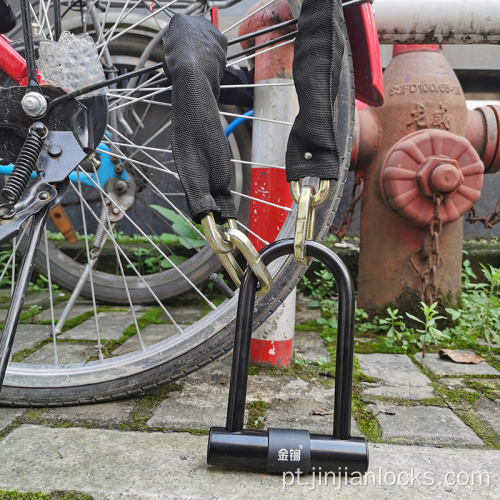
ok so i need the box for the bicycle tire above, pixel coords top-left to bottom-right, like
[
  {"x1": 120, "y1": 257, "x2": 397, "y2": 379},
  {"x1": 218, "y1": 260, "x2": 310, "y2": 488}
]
[{"x1": 0, "y1": 0, "x2": 354, "y2": 406}]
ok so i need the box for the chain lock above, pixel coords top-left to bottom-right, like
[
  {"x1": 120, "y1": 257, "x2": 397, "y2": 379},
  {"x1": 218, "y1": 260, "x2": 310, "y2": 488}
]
[
  {"x1": 201, "y1": 213, "x2": 272, "y2": 296},
  {"x1": 290, "y1": 179, "x2": 330, "y2": 266}
]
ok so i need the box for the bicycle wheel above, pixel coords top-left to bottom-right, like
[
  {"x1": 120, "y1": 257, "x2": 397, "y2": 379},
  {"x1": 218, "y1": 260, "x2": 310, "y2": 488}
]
[
  {"x1": 0, "y1": 0, "x2": 354, "y2": 406},
  {"x1": 31, "y1": 29, "x2": 251, "y2": 304}
]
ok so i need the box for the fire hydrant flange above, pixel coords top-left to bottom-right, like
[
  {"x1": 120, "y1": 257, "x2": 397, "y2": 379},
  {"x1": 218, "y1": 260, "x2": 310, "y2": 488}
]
[{"x1": 380, "y1": 129, "x2": 484, "y2": 226}]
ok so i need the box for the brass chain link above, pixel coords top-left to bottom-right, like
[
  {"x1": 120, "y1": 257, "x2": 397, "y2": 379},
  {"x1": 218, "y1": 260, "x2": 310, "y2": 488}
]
[
  {"x1": 330, "y1": 176, "x2": 364, "y2": 241},
  {"x1": 410, "y1": 193, "x2": 443, "y2": 305},
  {"x1": 466, "y1": 200, "x2": 500, "y2": 230}
]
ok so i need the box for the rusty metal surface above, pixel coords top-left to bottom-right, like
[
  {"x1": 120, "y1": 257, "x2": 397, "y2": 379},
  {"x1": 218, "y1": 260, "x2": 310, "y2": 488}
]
[{"x1": 373, "y1": 0, "x2": 500, "y2": 44}]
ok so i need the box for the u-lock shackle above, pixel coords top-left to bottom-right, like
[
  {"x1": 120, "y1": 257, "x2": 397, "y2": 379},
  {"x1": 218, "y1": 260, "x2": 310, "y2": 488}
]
[{"x1": 207, "y1": 239, "x2": 369, "y2": 475}]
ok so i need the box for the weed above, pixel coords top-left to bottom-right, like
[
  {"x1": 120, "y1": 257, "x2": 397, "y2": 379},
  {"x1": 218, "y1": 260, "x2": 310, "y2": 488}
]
[
  {"x1": 380, "y1": 307, "x2": 416, "y2": 352},
  {"x1": 26, "y1": 305, "x2": 42, "y2": 323},
  {"x1": 406, "y1": 302, "x2": 448, "y2": 358},
  {"x1": 444, "y1": 262, "x2": 500, "y2": 349},
  {"x1": 150, "y1": 206, "x2": 205, "y2": 250}
]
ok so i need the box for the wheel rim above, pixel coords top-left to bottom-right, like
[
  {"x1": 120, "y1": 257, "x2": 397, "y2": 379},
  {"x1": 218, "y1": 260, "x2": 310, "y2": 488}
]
[{"x1": 0, "y1": 0, "x2": 354, "y2": 404}]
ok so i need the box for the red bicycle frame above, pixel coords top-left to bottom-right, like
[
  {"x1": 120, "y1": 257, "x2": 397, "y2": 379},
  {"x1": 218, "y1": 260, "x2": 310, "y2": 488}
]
[
  {"x1": 0, "y1": 34, "x2": 43, "y2": 86},
  {"x1": 344, "y1": 0, "x2": 384, "y2": 107}
]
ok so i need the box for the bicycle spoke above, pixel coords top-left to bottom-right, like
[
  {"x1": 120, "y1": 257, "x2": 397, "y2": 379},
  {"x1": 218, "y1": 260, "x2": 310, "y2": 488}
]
[
  {"x1": 43, "y1": 230, "x2": 59, "y2": 366},
  {"x1": 96, "y1": 143, "x2": 203, "y2": 240},
  {"x1": 72, "y1": 168, "x2": 215, "y2": 308},
  {"x1": 222, "y1": 0, "x2": 278, "y2": 35},
  {"x1": 97, "y1": 0, "x2": 138, "y2": 58},
  {"x1": 227, "y1": 37, "x2": 295, "y2": 69},
  {"x1": 92, "y1": 164, "x2": 144, "y2": 350},
  {"x1": 76, "y1": 171, "x2": 104, "y2": 363},
  {"x1": 97, "y1": 0, "x2": 179, "y2": 50},
  {"x1": 68, "y1": 179, "x2": 201, "y2": 324}
]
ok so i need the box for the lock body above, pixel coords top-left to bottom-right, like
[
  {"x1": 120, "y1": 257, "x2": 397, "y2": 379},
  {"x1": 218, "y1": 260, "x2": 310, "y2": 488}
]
[
  {"x1": 207, "y1": 239, "x2": 369, "y2": 475},
  {"x1": 208, "y1": 428, "x2": 368, "y2": 474}
]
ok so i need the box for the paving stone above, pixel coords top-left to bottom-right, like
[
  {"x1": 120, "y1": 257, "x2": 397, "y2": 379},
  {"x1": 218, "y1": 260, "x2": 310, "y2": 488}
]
[
  {"x1": 295, "y1": 294, "x2": 321, "y2": 324},
  {"x1": 475, "y1": 338, "x2": 500, "y2": 349},
  {"x1": 437, "y1": 378, "x2": 467, "y2": 389},
  {"x1": 147, "y1": 382, "x2": 228, "y2": 429},
  {"x1": 59, "y1": 311, "x2": 137, "y2": 340},
  {"x1": 467, "y1": 379, "x2": 500, "y2": 399},
  {"x1": 23, "y1": 342, "x2": 94, "y2": 364},
  {"x1": 10, "y1": 324, "x2": 52, "y2": 356},
  {"x1": 22, "y1": 291, "x2": 52, "y2": 308},
  {"x1": 0, "y1": 288, "x2": 11, "y2": 305},
  {"x1": 41, "y1": 400, "x2": 137, "y2": 426},
  {"x1": 157, "y1": 304, "x2": 203, "y2": 324},
  {"x1": 0, "y1": 308, "x2": 8, "y2": 322},
  {"x1": 357, "y1": 353, "x2": 434, "y2": 400},
  {"x1": 2, "y1": 426, "x2": 500, "y2": 498},
  {"x1": 264, "y1": 397, "x2": 362, "y2": 436},
  {"x1": 112, "y1": 324, "x2": 179, "y2": 355},
  {"x1": 354, "y1": 337, "x2": 376, "y2": 344},
  {"x1": 37, "y1": 301, "x2": 94, "y2": 322},
  {"x1": 183, "y1": 353, "x2": 233, "y2": 384},
  {"x1": 247, "y1": 375, "x2": 334, "y2": 403},
  {"x1": 147, "y1": 374, "x2": 335, "y2": 430},
  {"x1": 476, "y1": 398, "x2": 500, "y2": 439},
  {"x1": 415, "y1": 351, "x2": 499, "y2": 377},
  {"x1": 294, "y1": 330, "x2": 330, "y2": 363},
  {"x1": 372, "y1": 404, "x2": 484, "y2": 446},
  {"x1": 0, "y1": 407, "x2": 24, "y2": 432}
]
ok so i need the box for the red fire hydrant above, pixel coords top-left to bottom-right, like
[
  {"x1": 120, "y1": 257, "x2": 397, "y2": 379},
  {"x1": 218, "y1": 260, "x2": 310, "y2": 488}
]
[{"x1": 352, "y1": 45, "x2": 500, "y2": 314}]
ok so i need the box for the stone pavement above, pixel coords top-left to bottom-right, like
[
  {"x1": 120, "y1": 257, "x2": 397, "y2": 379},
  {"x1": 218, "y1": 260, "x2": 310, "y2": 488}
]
[{"x1": 0, "y1": 294, "x2": 499, "y2": 498}]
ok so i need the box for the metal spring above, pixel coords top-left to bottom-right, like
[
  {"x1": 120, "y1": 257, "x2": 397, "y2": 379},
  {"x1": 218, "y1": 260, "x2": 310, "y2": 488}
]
[
  {"x1": 92, "y1": 203, "x2": 110, "y2": 254},
  {"x1": 1, "y1": 123, "x2": 47, "y2": 204}
]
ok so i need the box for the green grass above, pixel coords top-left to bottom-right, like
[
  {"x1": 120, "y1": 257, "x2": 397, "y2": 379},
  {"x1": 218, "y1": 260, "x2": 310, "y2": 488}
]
[
  {"x1": 0, "y1": 491, "x2": 91, "y2": 500},
  {"x1": 247, "y1": 400, "x2": 268, "y2": 431}
]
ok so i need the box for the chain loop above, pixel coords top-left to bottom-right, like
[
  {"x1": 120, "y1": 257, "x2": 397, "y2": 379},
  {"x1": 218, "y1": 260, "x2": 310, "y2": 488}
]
[
  {"x1": 330, "y1": 176, "x2": 364, "y2": 241},
  {"x1": 467, "y1": 200, "x2": 500, "y2": 230},
  {"x1": 201, "y1": 213, "x2": 273, "y2": 295},
  {"x1": 410, "y1": 193, "x2": 443, "y2": 304}
]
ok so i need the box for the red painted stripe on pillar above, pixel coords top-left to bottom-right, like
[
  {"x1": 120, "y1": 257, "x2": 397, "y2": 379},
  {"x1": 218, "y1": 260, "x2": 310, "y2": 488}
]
[
  {"x1": 249, "y1": 167, "x2": 292, "y2": 251},
  {"x1": 249, "y1": 338, "x2": 293, "y2": 367}
]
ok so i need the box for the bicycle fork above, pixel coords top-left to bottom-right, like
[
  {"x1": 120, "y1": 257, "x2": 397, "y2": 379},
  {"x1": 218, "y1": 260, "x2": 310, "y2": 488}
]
[{"x1": 0, "y1": 204, "x2": 51, "y2": 388}]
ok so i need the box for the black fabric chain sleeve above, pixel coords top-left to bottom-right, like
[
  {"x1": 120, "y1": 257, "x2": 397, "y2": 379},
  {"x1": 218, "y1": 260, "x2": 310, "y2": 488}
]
[
  {"x1": 163, "y1": 14, "x2": 237, "y2": 224},
  {"x1": 285, "y1": 0, "x2": 345, "y2": 182}
]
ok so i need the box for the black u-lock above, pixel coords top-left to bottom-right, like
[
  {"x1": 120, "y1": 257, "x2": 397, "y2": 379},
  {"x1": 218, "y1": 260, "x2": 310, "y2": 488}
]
[{"x1": 207, "y1": 239, "x2": 369, "y2": 474}]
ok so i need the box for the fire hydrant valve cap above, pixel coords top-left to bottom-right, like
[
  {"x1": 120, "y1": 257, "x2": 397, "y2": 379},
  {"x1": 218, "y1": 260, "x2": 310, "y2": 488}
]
[
  {"x1": 430, "y1": 163, "x2": 462, "y2": 193},
  {"x1": 380, "y1": 130, "x2": 484, "y2": 226}
]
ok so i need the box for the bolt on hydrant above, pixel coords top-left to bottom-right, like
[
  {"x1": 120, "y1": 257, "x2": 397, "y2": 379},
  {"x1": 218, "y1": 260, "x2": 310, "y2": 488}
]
[{"x1": 351, "y1": 44, "x2": 500, "y2": 315}]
